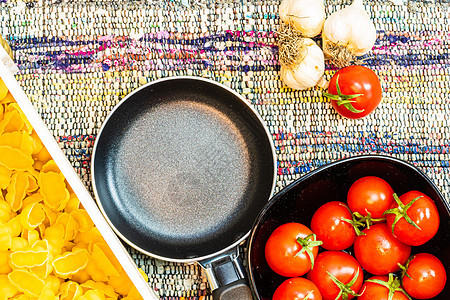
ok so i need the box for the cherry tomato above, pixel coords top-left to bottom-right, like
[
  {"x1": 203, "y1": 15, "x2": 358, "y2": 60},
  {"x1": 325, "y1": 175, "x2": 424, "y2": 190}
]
[
  {"x1": 353, "y1": 223, "x2": 411, "y2": 275},
  {"x1": 347, "y1": 176, "x2": 395, "y2": 219},
  {"x1": 273, "y1": 277, "x2": 322, "y2": 300},
  {"x1": 402, "y1": 253, "x2": 447, "y2": 299},
  {"x1": 310, "y1": 201, "x2": 356, "y2": 250},
  {"x1": 307, "y1": 251, "x2": 363, "y2": 300},
  {"x1": 324, "y1": 65, "x2": 382, "y2": 119},
  {"x1": 358, "y1": 275, "x2": 410, "y2": 300},
  {"x1": 384, "y1": 190, "x2": 440, "y2": 246},
  {"x1": 265, "y1": 223, "x2": 321, "y2": 277}
]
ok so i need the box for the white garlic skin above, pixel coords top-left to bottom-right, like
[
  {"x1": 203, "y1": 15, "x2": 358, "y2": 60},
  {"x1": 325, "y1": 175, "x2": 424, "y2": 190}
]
[
  {"x1": 279, "y1": 0, "x2": 326, "y2": 37},
  {"x1": 322, "y1": 0, "x2": 377, "y2": 56},
  {"x1": 280, "y1": 38, "x2": 325, "y2": 90}
]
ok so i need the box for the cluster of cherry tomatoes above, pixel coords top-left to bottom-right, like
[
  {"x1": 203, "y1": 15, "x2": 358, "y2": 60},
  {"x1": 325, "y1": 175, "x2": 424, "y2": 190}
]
[{"x1": 265, "y1": 176, "x2": 447, "y2": 300}]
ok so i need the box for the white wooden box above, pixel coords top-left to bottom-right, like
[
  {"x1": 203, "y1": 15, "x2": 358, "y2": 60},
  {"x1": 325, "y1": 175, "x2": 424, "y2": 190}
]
[{"x1": 0, "y1": 45, "x2": 158, "y2": 300}]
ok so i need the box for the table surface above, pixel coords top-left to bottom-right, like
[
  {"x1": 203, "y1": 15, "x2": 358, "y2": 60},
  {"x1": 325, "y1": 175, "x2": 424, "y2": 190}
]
[{"x1": 1, "y1": 0, "x2": 449, "y2": 299}]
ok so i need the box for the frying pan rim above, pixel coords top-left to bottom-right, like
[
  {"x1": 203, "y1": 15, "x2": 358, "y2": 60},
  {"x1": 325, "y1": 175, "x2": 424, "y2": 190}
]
[
  {"x1": 246, "y1": 154, "x2": 450, "y2": 299},
  {"x1": 91, "y1": 75, "x2": 277, "y2": 263}
]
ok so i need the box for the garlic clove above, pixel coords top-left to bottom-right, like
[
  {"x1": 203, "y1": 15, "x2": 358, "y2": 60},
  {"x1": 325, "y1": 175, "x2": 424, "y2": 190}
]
[
  {"x1": 279, "y1": 0, "x2": 326, "y2": 38},
  {"x1": 280, "y1": 38, "x2": 325, "y2": 90},
  {"x1": 281, "y1": 65, "x2": 308, "y2": 90},
  {"x1": 322, "y1": 0, "x2": 377, "y2": 66},
  {"x1": 279, "y1": 0, "x2": 292, "y2": 23},
  {"x1": 347, "y1": 11, "x2": 376, "y2": 55},
  {"x1": 323, "y1": 16, "x2": 352, "y2": 45}
]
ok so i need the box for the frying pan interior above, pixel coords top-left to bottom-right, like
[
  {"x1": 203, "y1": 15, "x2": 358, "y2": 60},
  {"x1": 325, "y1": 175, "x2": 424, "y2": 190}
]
[{"x1": 93, "y1": 77, "x2": 275, "y2": 261}]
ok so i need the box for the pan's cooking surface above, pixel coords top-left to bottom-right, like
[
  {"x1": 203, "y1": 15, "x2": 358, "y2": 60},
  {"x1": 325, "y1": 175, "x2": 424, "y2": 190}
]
[
  {"x1": 114, "y1": 100, "x2": 250, "y2": 238},
  {"x1": 93, "y1": 78, "x2": 275, "y2": 260}
]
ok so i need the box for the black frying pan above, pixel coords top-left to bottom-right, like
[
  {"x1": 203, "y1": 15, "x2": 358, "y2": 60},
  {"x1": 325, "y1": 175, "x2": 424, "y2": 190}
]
[{"x1": 92, "y1": 76, "x2": 276, "y2": 299}]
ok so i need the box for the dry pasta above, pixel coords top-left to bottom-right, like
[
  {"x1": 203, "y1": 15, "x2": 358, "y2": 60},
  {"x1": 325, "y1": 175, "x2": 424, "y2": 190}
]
[{"x1": 0, "y1": 78, "x2": 146, "y2": 299}]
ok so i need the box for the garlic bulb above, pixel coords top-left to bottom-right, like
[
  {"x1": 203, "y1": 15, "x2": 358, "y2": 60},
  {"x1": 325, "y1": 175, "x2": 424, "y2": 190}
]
[
  {"x1": 279, "y1": 37, "x2": 325, "y2": 90},
  {"x1": 279, "y1": 0, "x2": 326, "y2": 38},
  {"x1": 322, "y1": 0, "x2": 376, "y2": 67}
]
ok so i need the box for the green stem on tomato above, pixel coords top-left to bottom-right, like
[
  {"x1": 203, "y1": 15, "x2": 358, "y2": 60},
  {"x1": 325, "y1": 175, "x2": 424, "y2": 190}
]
[
  {"x1": 323, "y1": 75, "x2": 365, "y2": 114},
  {"x1": 366, "y1": 273, "x2": 412, "y2": 300},
  {"x1": 295, "y1": 233, "x2": 323, "y2": 270},
  {"x1": 398, "y1": 255, "x2": 415, "y2": 281},
  {"x1": 382, "y1": 193, "x2": 422, "y2": 237},
  {"x1": 326, "y1": 268, "x2": 362, "y2": 300},
  {"x1": 342, "y1": 211, "x2": 385, "y2": 236}
]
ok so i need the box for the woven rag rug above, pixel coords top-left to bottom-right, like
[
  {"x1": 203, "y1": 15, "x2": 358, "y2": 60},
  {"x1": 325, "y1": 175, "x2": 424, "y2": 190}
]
[{"x1": 1, "y1": 0, "x2": 450, "y2": 299}]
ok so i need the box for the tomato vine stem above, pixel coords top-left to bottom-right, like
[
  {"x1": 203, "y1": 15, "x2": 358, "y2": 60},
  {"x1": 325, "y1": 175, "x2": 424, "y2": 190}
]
[
  {"x1": 366, "y1": 273, "x2": 412, "y2": 300},
  {"x1": 326, "y1": 268, "x2": 362, "y2": 300},
  {"x1": 323, "y1": 75, "x2": 365, "y2": 114},
  {"x1": 295, "y1": 233, "x2": 323, "y2": 270},
  {"x1": 382, "y1": 193, "x2": 422, "y2": 236}
]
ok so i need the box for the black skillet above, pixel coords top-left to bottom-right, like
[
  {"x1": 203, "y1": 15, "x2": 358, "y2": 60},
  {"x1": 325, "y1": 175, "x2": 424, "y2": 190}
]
[{"x1": 92, "y1": 76, "x2": 277, "y2": 299}]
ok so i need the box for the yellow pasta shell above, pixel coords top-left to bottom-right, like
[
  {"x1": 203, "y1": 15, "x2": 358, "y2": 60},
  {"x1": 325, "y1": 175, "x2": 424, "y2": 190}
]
[
  {"x1": 32, "y1": 147, "x2": 52, "y2": 166},
  {"x1": 0, "y1": 200, "x2": 12, "y2": 224},
  {"x1": 81, "y1": 280, "x2": 118, "y2": 299},
  {"x1": 30, "y1": 130, "x2": 43, "y2": 155},
  {"x1": 91, "y1": 244, "x2": 119, "y2": 277},
  {"x1": 56, "y1": 213, "x2": 79, "y2": 243},
  {"x1": 6, "y1": 172, "x2": 30, "y2": 212},
  {"x1": 0, "y1": 131, "x2": 34, "y2": 156},
  {"x1": 31, "y1": 261, "x2": 53, "y2": 279},
  {"x1": 40, "y1": 160, "x2": 60, "y2": 174},
  {"x1": 0, "y1": 91, "x2": 14, "y2": 105},
  {"x1": 40, "y1": 205, "x2": 57, "y2": 229},
  {"x1": 0, "y1": 274, "x2": 18, "y2": 299},
  {"x1": 22, "y1": 229, "x2": 40, "y2": 246},
  {"x1": 43, "y1": 275, "x2": 61, "y2": 294},
  {"x1": 10, "y1": 249, "x2": 48, "y2": 268},
  {"x1": 37, "y1": 285, "x2": 58, "y2": 300},
  {"x1": 64, "y1": 194, "x2": 81, "y2": 213},
  {"x1": 7, "y1": 216, "x2": 22, "y2": 238},
  {"x1": 59, "y1": 281, "x2": 83, "y2": 300},
  {"x1": 85, "y1": 259, "x2": 108, "y2": 283},
  {"x1": 52, "y1": 249, "x2": 89, "y2": 278},
  {"x1": 0, "y1": 225, "x2": 12, "y2": 251},
  {"x1": 0, "y1": 78, "x2": 7, "y2": 100},
  {"x1": 39, "y1": 171, "x2": 70, "y2": 211},
  {"x1": 79, "y1": 289, "x2": 106, "y2": 300},
  {"x1": 71, "y1": 269, "x2": 91, "y2": 284},
  {"x1": 4, "y1": 104, "x2": 33, "y2": 134},
  {"x1": 0, "y1": 132, "x2": 22, "y2": 149},
  {"x1": 0, "y1": 164, "x2": 12, "y2": 189},
  {"x1": 10, "y1": 237, "x2": 28, "y2": 251},
  {"x1": 74, "y1": 228, "x2": 102, "y2": 245},
  {"x1": 108, "y1": 268, "x2": 133, "y2": 296},
  {"x1": 95, "y1": 242, "x2": 122, "y2": 274},
  {"x1": 8, "y1": 269, "x2": 45, "y2": 297},
  {"x1": 20, "y1": 202, "x2": 45, "y2": 230},
  {"x1": 43, "y1": 224, "x2": 65, "y2": 255},
  {"x1": 70, "y1": 209, "x2": 94, "y2": 233},
  {"x1": 33, "y1": 160, "x2": 45, "y2": 171},
  {"x1": 25, "y1": 172, "x2": 39, "y2": 193},
  {"x1": 0, "y1": 251, "x2": 12, "y2": 274},
  {"x1": 21, "y1": 194, "x2": 44, "y2": 212},
  {"x1": 0, "y1": 110, "x2": 25, "y2": 134}
]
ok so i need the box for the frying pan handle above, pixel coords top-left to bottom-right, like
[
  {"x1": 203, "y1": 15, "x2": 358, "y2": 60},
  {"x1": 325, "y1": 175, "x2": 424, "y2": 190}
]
[
  {"x1": 200, "y1": 247, "x2": 254, "y2": 300},
  {"x1": 211, "y1": 279, "x2": 253, "y2": 300}
]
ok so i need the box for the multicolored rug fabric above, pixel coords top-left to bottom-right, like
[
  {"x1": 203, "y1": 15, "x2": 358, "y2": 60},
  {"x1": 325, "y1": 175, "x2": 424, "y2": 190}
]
[{"x1": 1, "y1": 0, "x2": 449, "y2": 298}]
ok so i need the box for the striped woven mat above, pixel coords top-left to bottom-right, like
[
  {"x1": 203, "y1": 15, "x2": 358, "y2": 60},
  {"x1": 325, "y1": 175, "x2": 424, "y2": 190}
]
[{"x1": 1, "y1": 0, "x2": 449, "y2": 299}]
